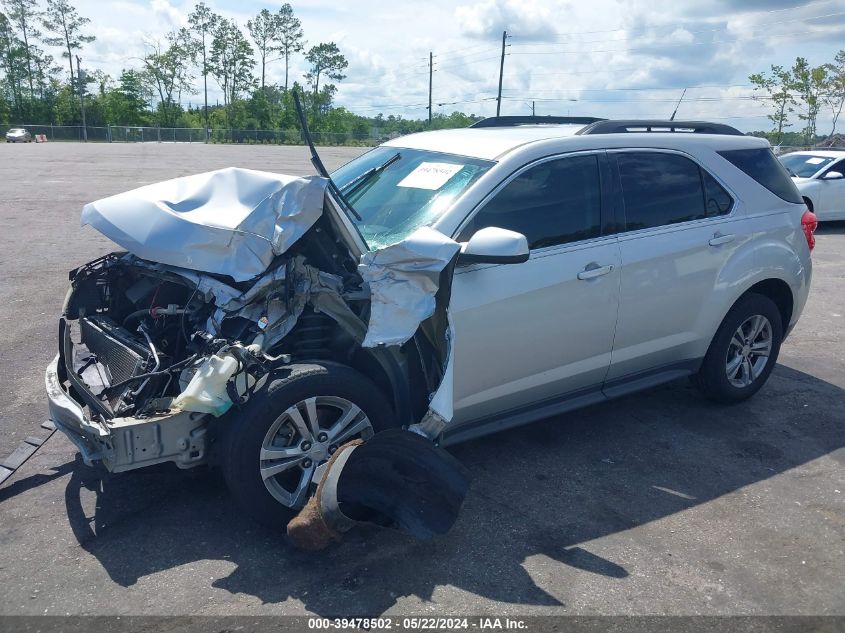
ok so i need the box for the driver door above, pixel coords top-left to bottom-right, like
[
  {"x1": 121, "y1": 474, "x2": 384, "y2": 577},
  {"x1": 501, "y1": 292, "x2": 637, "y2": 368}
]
[
  {"x1": 819, "y1": 159, "x2": 845, "y2": 219},
  {"x1": 448, "y1": 152, "x2": 621, "y2": 424}
]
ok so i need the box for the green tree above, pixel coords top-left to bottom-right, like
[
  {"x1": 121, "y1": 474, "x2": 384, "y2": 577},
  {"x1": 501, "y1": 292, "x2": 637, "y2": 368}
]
[
  {"x1": 822, "y1": 49, "x2": 845, "y2": 136},
  {"x1": 276, "y1": 3, "x2": 303, "y2": 92},
  {"x1": 749, "y1": 65, "x2": 795, "y2": 145},
  {"x1": 304, "y1": 42, "x2": 347, "y2": 98},
  {"x1": 790, "y1": 57, "x2": 828, "y2": 145},
  {"x1": 14, "y1": 41, "x2": 61, "y2": 121},
  {"x1": 41, "y1": 0, "x2": 94, "y2": 89},
  {"x1": 0, "y1": 10, "x2": 24, "y2": 118},
  {"x1": 246, "y1": 83, "x2": 288, "y2": 128},
  {"x1": 102, "y1": 69, "x2": 147, "y2": 125},
  {"x1": 0, "y1": 81, "x2": 10, "y2": 123},
  {"x1": 209, "y1": 18, "x2": 254, "y2": 122},
  {"x1": 51, "y1": 79, "x2": 77, "y2": 123},
  {"x1": 141, "y1": 28, "x2": 197, "y2": 127},
  {"x1": 188, "y1": 2, "x2": 218, "y2": 134},
  {"x1": 246, "y1": 8, "x2": 279, "y2": 90},
  {"x1": 30, "y1": 43, "x2": 59, "y2": 99},
  {"x1": 2, "y1": 0, "x2": 39, "y2": 98}
]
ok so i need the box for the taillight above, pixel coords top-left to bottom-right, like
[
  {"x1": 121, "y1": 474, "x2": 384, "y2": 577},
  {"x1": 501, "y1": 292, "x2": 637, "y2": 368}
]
[{"x1": 801, "y1": 209, "x2": 818, "y2": 252}]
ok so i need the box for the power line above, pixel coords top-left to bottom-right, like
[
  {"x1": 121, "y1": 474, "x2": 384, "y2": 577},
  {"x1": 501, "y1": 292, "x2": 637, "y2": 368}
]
[
  {"x1": 436, "y1": 97, "x2": 497, "y2": 107},
  {"x1": 433, "y1": 55, "x2": 505, "y2": 73},
  {"x1": 501, "y1": 95, "x2": 774, "y2": 102},
  {"x1": 501, "y1": 84, "x2": 754, "y2": 93},
  {"x1": 434, "y1": 41, "x2": 498, "y2": 56}
]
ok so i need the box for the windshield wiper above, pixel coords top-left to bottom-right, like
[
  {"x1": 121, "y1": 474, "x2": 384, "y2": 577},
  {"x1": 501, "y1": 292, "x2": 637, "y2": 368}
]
[
  {"x1": 292, "y1": 91, "x2": 362, "y2": 221},
  {"x1": 341, "y1": 152, "x2": 401, "y2": 199}
]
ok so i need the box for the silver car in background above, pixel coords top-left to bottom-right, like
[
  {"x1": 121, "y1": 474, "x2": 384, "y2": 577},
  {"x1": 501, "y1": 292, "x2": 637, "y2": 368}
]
[{"x1": 5, "y1": 128, "x2": 32, "y2": 143}]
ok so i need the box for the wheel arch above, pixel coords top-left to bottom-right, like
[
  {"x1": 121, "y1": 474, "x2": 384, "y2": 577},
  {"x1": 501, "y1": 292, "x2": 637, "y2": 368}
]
[
  {"x1": 740, "y1": 278, "x2": 793, "y2": 331},
  {"x1": 348, "y1": 346, "x2": 417, "y2": 428},
  {"x1": 697, "y1": 273, "x2": 799, "y2": 365},
  {"x1": 802, "y1": 195, "x2": 815, "y2": 213}
]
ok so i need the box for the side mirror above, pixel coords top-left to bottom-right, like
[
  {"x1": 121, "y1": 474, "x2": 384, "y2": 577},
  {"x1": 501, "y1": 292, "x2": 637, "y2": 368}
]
[
  {"x1": 822, "y1": 171, "x2": 843, "y2": 180},
  {"x1": 458, "y1": 227, "x2": 529, "y2": 265}
]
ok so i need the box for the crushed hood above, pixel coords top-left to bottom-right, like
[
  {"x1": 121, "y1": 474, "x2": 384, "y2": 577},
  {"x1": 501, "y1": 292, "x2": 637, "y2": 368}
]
[
  {"x1": 79, "y1": 168, "x2": 462, "y2": 436},
  {"x1": 81, "y1": 168, "x2": 327, "y2": 282}
]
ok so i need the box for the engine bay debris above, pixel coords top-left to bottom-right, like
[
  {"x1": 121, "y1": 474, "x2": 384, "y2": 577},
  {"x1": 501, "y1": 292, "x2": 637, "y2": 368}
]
[{"x1": 48, "y1": 165, "x2": 469, "y2": 545}]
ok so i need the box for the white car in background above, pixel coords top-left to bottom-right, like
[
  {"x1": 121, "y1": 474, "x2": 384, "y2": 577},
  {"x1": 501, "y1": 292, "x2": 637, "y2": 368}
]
[{"x1": 779, "y1": 150, "x2": 845, "y2": 221}]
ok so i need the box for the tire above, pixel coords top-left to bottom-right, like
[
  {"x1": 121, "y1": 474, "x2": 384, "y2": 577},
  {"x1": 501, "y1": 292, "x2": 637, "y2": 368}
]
[
  {"x1": 220, "y1": 362, "x2": 394, "y2": 527},
  {"x1": 694, "y1": 293, "x2": 783, "y2": 404}
]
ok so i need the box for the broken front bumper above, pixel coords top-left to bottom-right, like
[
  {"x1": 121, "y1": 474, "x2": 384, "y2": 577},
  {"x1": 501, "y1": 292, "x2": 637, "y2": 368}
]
[{"x1": 45, "y1": 354, "x2": 209, "y2": 472}]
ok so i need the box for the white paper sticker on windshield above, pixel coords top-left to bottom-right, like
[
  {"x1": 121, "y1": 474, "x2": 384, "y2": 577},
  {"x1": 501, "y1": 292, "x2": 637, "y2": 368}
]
[
  {"x1": 806, "y1": 157, "x2": 825, "y2": 165},
  {"x1": 397, "y1": 162, "x2": 463, "y2": 190}
]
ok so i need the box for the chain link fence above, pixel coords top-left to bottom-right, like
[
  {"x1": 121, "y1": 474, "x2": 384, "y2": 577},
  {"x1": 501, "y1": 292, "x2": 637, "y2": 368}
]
[{"x1": 3, "y1": 124, "x2": 383, "y2": 146}]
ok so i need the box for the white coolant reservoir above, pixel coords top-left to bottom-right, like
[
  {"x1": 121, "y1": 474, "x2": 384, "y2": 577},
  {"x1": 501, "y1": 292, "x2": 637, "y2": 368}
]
[{"x1": 172, "y1": 352, "x2": 251, "y2": 417}]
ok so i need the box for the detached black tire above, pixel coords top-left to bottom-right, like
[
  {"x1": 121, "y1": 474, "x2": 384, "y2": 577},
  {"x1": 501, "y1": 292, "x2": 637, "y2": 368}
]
[
  {"x1": 694, "y1": 293, "x2": 783, "y2": 404},
  {"x1": 220, "y1": 362, "x2": 394, "y2": 527}
]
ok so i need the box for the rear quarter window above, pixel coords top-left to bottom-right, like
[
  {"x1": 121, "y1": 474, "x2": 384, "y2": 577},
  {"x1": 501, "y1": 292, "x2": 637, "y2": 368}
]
[
  {"x1": 718, "y1": 148, "x2": 803, "y2": 204},
  {"x1": 616, "y1": 152, "x2": 732, "y2": 231}
]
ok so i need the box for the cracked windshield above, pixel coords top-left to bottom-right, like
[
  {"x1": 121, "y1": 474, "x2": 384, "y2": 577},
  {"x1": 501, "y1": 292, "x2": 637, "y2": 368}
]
[{"x1": 333, "y1": 147, "x2": 493, "y2": 249}]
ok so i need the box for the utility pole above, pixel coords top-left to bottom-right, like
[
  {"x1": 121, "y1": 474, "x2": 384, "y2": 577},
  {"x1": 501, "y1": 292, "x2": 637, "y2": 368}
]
[
  {"x1": 532, "y1": 100, "x2": 535, "y2": 116},
  {"x1": 496, "y1": 30, "x2": 508, "y2": 117},
  {"x1": 203, "y1": 60, "x2": 209, "y2": 142},
  {"x1": 76, "y1": 55, "x2": 87, "y2": 142},
  {"x1": 428, "y1": 51, "x2": 433, "y2": 126}
]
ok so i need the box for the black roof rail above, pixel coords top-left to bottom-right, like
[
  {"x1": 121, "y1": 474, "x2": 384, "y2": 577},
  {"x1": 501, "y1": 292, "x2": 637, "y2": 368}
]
[
  {"x1": 470, "y1": 115, "x2": 606, "y2": 128},
  {"x1": 578, "y1": 119, "x2": 744, "y2": 136}
]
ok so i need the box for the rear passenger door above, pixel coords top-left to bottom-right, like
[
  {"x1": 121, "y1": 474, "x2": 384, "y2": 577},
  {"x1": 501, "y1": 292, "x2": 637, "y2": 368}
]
[{"x1": 605, "y1": 150, "x2": 753, "y2": 384}]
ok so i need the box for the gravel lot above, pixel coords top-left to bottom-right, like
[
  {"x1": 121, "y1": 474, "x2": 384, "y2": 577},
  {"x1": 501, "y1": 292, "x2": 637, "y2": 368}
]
[{"x1": 0, "y1": 142, "x2": 843, "y2": 618}]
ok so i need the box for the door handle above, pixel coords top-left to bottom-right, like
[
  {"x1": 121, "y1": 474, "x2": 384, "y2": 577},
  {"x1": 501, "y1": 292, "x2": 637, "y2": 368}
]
[
  {"x1": 577, "y1": 264, "x2": 614, "y2": 280},
  {"x1": 708, "y1": 233, "x2": 735, "y2": 246}
]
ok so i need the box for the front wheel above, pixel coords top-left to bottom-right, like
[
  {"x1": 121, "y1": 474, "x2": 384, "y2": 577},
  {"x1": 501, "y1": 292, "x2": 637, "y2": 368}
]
[
  {"x1": 693, "y1": 293, "x2": 783, "y2": 403},
  {"x1": 220, "y1": 362, "x2": 394, "y2": 527}
]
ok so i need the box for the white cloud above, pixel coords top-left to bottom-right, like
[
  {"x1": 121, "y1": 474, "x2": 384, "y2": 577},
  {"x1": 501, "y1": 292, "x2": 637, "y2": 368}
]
[
  {"x1": 455, "y1": 0, "x2": 559, "y2": 41},
  {"x1": 151, "y1": 0, "x2": 184, "y2": 27}
]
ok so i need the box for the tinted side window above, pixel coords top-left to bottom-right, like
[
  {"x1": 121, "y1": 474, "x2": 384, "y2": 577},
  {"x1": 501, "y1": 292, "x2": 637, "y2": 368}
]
[
  {"x1": 718, "y1": 148, "x2": 803, "y2": 204},
  {"x1": 702, "y1": 170, "x2": 733, "y2": 216},
  {"x1": 460, "y1": 155, "x2": 602, "y2": 249},
  {"x1": 617, "y1": 152, "x2": 707, "y2": 230}
]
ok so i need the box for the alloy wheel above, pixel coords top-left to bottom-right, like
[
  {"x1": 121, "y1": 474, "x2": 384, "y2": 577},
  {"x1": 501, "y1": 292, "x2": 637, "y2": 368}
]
[
  {"x1": 725, "y1": 314, "x2": 773, "y2": 389},
  {"x1": 259, "y1": 396, "x2": 374, "y2": 508}
]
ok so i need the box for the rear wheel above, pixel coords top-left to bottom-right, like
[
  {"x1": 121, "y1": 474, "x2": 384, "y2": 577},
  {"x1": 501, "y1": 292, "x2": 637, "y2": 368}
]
[
  {"x1": 694, "y1": 293, "x2": 783, "y2": 403},
  {"x1": 221, "y1": 362, "x2": 394, "y2": 527}
]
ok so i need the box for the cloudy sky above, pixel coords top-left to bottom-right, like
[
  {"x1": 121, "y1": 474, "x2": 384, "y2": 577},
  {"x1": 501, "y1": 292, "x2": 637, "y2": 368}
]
[{"x1": 71, "y1": 0, "x2": 845, "y2": 132}]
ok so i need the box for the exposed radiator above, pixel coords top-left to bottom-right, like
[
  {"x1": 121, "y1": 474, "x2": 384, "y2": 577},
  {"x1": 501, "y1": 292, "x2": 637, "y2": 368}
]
[{"x1": 80, "y1": 316, "x2": 152, "y2": 407}]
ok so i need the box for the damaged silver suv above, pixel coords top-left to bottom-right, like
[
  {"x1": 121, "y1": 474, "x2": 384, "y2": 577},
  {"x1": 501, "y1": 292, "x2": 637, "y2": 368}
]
[{"x1": 46, "y1": 116, "x2": 815, "y2": 534}]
